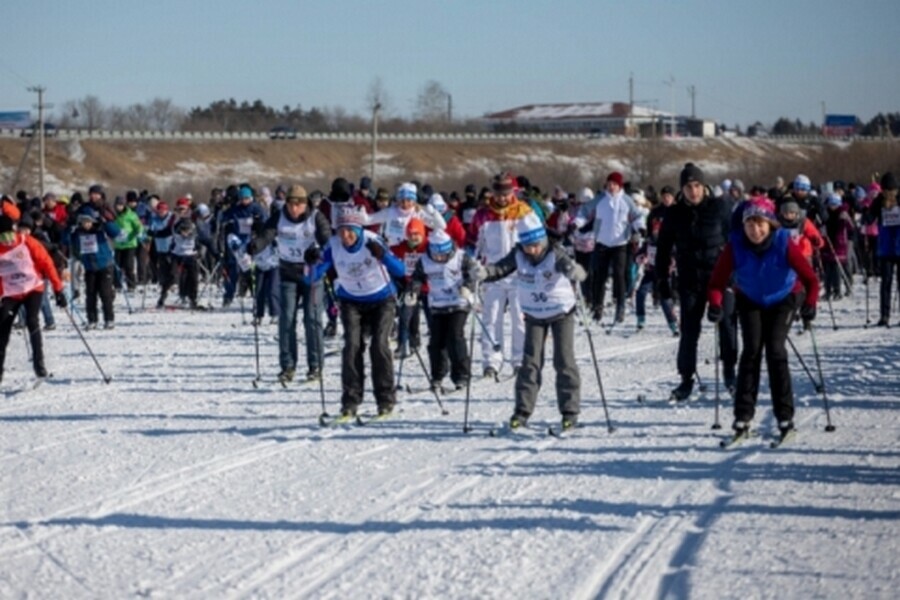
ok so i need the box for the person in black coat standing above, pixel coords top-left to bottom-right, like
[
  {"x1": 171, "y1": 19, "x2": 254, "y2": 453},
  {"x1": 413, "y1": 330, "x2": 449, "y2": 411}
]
[{"x1": 655, "y1": 163, "x2": 738, "y2": 401}]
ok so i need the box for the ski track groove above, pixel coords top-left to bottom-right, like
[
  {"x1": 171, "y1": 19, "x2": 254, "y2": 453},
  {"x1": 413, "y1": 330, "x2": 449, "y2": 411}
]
[
  {"x1": 220, "y1": 435, "x2": 567, "y2": 598},
  {"x1": 0, "y1": 428, "x2": 394, "y2": 562},
  {"x1": 583, "y1": 408, "x2": 825, "y2": 600}
]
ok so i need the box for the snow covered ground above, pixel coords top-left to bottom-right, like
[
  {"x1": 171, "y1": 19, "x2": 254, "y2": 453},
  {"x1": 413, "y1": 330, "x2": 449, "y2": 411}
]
[{"x1": 1, "y1": 282, "x2": 898, "y2": 599}]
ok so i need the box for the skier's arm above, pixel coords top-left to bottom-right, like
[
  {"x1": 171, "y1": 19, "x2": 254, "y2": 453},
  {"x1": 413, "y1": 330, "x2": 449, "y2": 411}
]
[
  {"x1": 788, "y1": 238, "x2": 820, "y2": 308},
  {"x1": 706, "y1": 242, "x2": 735, "y2": 309},
  {"x1": 484, "y1": 248, "x2": 518, "y2": 282}
]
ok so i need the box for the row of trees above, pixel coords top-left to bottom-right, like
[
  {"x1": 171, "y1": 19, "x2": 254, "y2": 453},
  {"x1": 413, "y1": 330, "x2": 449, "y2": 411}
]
[
  {"x1": 53, "y1": 79, "x2": 476, "y2": 133},
  {"x1": 50, "y1": 82, "x2": 897, "y2": 137}
]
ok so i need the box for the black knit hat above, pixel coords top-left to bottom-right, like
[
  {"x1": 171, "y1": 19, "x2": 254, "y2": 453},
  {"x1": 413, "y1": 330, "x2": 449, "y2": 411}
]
[
  {"x1": 330, "y1": 177, "x2": 351, "y2": 202},
  {"x1": 679, "y1": 163, "x2": 705, "y2": 188},
  {"x1": 881, "y1": 172, "x2": 898, "y2": 191},
  {"x1": 0, "y1": 215, "x2": 14, "y2": 234}
]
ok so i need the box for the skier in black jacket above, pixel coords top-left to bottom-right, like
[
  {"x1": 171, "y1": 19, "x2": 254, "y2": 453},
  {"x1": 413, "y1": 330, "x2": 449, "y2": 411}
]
[{"x1": 655, "y1": 163, "x2": 738, "y2": 401}]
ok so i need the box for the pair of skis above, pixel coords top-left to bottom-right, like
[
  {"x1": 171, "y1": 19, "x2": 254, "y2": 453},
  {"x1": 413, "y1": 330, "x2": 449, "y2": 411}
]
[{"x1": 719, "y1": 428, "x2": 797, "y2": 449}]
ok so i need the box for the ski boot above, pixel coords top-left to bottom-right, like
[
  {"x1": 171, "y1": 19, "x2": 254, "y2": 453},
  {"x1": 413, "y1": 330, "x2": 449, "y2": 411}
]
[{"x1": 670, "y1": 378, "x2": 693, "y2": 402}]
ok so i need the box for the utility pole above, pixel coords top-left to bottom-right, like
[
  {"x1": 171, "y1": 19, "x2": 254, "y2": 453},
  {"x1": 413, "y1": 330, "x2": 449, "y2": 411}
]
[
  {"x1": 629, "y1": 72, "x2": 634, "y2": 111},
  {"x1": 447, "y1": 93, "x2": 452, "y2": 123},
  {"x1": 28, "y1": 85, "x2": 51, "y2": 197},
  {"x1": 371, "y1": 102, "x2": 381, "y2": 182},
  {"x1": 688, "y1": 85, "x2": 696, "y2": 118},
  {"x1": 664, "y1": 76, "x2": 676, "y2": 137}
]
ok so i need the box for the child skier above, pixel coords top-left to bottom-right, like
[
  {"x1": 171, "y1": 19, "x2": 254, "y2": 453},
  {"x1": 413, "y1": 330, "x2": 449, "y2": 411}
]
[
  {"x1": 707, "y1": 197, "x2": 819, "y2": 441},
  {"x1": 820, "y1": 193, "x2": 854, "y2": 300},
  {"x1": 390, "y1": 218, "x2": 428, "y2": 358},
  {"x1": 479, "y1": 212, "x2": 587, "y2": 431},
  {"x1": 410, "y1": 229, "x2": 480, "y2": 391},
  {"x1": 171, "y1": 205, "x2": 202, "y2": 309},
  {"x1": 71, "y1": 208, "x2": 121, "y2": 329}
]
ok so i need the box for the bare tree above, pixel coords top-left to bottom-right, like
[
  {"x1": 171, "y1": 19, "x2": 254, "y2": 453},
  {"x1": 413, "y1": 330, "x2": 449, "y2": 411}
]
[
  {"x1": 60, "y1": 95, "x2": 107, "y2": 130},
  {"x1": 365, "y1": 77, "x2": 392, "y2": 116},
  {"x1": 415, "y1": 80, "x2": 451, "y2": 123},
  {"x1": 148, "y1": 98, "x2": 185, "y2": 131}
]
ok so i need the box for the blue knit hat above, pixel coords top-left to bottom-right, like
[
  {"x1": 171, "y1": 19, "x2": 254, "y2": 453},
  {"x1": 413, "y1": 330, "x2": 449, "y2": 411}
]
[{"x1": 516, "y1": 212, "x2": 547, "y2": 246}]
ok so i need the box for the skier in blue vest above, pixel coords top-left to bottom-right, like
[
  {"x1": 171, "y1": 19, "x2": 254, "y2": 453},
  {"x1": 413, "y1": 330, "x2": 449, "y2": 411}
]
[{"x1": 707, "y1": 197, "x2": 819, "y2": 438}]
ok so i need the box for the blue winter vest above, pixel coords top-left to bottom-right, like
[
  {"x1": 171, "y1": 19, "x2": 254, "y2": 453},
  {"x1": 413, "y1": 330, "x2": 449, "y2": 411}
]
[{"x1": 732, "y1": 228, "x2": 796, "y2": 307}]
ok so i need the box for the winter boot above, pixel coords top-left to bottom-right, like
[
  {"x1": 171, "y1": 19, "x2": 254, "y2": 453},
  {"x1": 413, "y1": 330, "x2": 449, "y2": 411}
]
[
  {"x1": 636, "y1": 316, "x2": 645, "y2": 331},
  {"x1": 305, "y1": 369, "x2": 321, "y2": 382},
  {"x1": 561, "y1": 414, "x2": 578, "y2": 431},
  {"x1": 670, "y1": 377, "x2": 693, "y2": 402},
  {"x1": 777, "y1": 420, "x2": 795, "y2": 436},
  {"x1": 483, "y1": 366, "x2": 498, "y2": 380},
  {"x1": 732, "y1": 420, "x2": 750, "y2": 436},
  {"x1": 278, "y1": 368, "x2": 295, "y2": 384},
  {"x1": 324, "y1": 321, "x2": 337, "y2": 338},
  {"x1": 509, "y1": 412, "x2": 529, "y2": 430},
  {"x1": 668, "y1": 321, "x2": 680, "y2": 337}
]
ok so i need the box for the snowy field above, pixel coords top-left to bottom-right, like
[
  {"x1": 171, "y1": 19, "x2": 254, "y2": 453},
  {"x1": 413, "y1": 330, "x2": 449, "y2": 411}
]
[{"x1": 1, "y1": 282, "x2": 898, "y2": 599}]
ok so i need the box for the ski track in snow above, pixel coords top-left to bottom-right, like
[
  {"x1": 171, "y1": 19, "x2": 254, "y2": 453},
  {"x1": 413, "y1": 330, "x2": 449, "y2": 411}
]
[{"x1": 0, "y1": 284, "x2": 898, "y2": 599}]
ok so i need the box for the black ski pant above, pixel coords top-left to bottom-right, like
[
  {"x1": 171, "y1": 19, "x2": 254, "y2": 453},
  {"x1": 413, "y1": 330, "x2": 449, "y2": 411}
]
[
  {"x1": 677, "y1": 285, "x2": 736, "y2": 383},
  {"x1": 0, "y1": 292, "x2": 46, "y2": 377},
  {"x1": 514, "y1": 311, "x2": 581, "y2": 420},
  {"x1": 880, "y1": 257, "x2": 900, "y2": 321},
  {"x1": 115, "y1": 247, "x2": 138, "y2": 290},
  {"x1": 734, "y1": 292, "x2": 798, "y2": 424},
  {"x1": 591, "y1": 244, "x2": 627, "y2": 314},
  {"x1": 340, "y1": 297, "x2": 396, "y2": 413},
  {"x1": 84, "y1": 266, "x2": 115, "y2": 325},
  {"x1": 175, "y1": 255, "x2": 199, "y2": 304},
  {"x1": 156, "y1": 254, "x2": 175, "y2": 305},
  {"x1": 574, "y1": 250, "x2": 593, "y2": 305},
  {"x1": 428, "y1": 309, "x2": 469, "y2": 385}
]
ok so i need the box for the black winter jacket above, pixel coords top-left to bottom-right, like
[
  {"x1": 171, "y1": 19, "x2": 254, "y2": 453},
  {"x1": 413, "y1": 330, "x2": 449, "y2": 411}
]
[{"x1": 655, "y1": 189, "x2": 731, "y2": 293}]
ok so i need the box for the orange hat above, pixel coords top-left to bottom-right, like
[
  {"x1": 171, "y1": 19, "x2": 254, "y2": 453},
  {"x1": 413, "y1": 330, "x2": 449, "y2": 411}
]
[{"x1": 406, "y1": 218, "x2": 426, "y2": 238}]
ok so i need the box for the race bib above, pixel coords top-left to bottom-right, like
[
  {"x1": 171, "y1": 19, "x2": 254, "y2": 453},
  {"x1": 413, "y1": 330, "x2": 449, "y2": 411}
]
[
  {"x1": 80, "y1": 235, "x2": 99, "y2": 255},
  {"x1": 883, "y1": 207, "x2": 900, "y2": 227}
]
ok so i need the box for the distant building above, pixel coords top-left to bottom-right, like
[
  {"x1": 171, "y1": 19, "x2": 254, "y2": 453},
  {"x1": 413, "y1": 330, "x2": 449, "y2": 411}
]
[{"x1": 482, "y1": 102, "x2": 715, "y2": 137}]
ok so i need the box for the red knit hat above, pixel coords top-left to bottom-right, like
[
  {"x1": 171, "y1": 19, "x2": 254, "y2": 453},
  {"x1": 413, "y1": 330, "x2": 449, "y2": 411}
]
[
  {"x1": 606, "y1": 171, "x2": 624, "y2": 187},
  {"x1": 406, "y1": 218, "x2": 426, "y2": 238}
]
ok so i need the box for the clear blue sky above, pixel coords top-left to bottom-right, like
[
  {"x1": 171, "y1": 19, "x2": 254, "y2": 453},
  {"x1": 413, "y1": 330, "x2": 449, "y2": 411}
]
[{"x1": 4, "y1": 0, "x2": 899, "y2": 127}]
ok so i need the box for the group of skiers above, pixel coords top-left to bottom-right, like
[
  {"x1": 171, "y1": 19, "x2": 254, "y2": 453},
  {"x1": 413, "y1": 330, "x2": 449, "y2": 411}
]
[{"x1": 2, "y1": 164, "x2": 899, "y2": 439}]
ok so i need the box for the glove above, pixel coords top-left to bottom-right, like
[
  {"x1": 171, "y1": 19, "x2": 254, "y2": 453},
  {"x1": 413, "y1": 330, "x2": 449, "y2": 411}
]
[
  {"x1": 656, "y1": 278, "x2": 672, "y2": 301},
  {"x1": 460, "y1": 287, "x2": 474, "y2": 306},
  {"x1": 469, "y1": 262, "x2": 487, "y2": 283},
  {"x1": 366, "y1": 240, "x2": 384, "y2": 261},
  {"x1": 402, "y1": 292, "x2": 418, "y2": 307},
  {"x1": 706, "y1": 304, "x2": 722, "y2": 323},
  {"x1": 567, "y1": 263, "x2": 588, "y2": 283},
  {"x1": 55, "y1": 291, "x2": 68, "y2": 308},
  {"x1": 304, "y1": 246, "x2": 321, "y2": 264},
  {"x1": 800, "y1": 304, "x2": 816, "y2": 323}
]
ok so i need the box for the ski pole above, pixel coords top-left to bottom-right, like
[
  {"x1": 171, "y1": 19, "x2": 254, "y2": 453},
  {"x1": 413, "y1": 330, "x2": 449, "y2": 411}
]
[
  {"x1": 822, "y1": 234, "x2": 854, "y2": 297},
  {"x1": 815, "y1": 255, "x2": 838, "y2": 330},
  {"x1": 394, "y1": 354, "x2": 406, "y2": 392},
  {"x1": 471, "y1": 301, "x2": 502, "y2": 352},
  {"x1": 711, "y1": 322, "x2": 722, "y2": 430},
  {"x1": 864, "y1": 274, "x2": 871, "y2": 328},
  {"x1": 411, "y1": 346, "x2": 449, "y2": 415},
  {"x1": 311, "y1": 279, "x2": 328, "y2": 419},
  {"x1": 113, "y1": 265, "x2": 135, "y2": 314},
  {"x1": 574, "y1": 287, "x2": 615, "y2": 434},
  {"x1": 786, "y1": 334, "x2": 824, "y2": 393},
  {"x1": 250, "y1": 267, "x2": 261, "y2": 387},
  {"x1": 63, "y1": 303, "x2": 112, "y2": 384},
  {"x1": 807, "y1": 324, "x2": 836, "y2": 432},
  {"x1": 462, "y1": 303, "x2": 477, "y2": 433}
]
